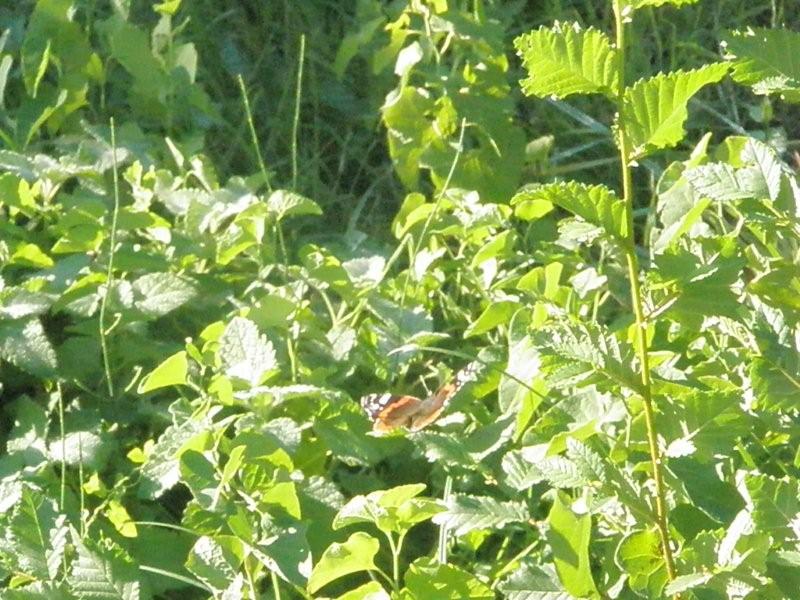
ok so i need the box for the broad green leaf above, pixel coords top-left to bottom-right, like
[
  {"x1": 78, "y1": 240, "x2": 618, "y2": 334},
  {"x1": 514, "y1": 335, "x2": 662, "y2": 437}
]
[
  {"x1": 405, "y1": 558, "x2": 493, "y2": 599},
  {"x1": 69, "y1": 532, "x2": 142, "y2": 600},
  {"x1": 515, "y1": 23, "x2": 618, "y2": 99},
  {"x1": 219, "y1": 317, "x2": 278, "y2": 387},
  {"x1": 0, "y1": 318, "x2": 57, "y2": 378},
  {"x1": 464, "y1": 301, "x2": 518, "y2": 337},
  {"x1": 3, "y1": 488, "x2": 68, "y2": 580},
  {"x1": 185, "y1": 535, "x2": 243, "y2": 593},
  {"x1": 432, "y1": 495, "x2": 528, "y2": 537},
  {"x1": 616, "y1": 529, "x2": 667, "y2": 597},
  {"x1": 307, "y1": 532, "x2": 379, "y2": 594},
  {"x1": 498, "y1": 562, "x2": 570, "y2": 600},
  {"x1": 670, "y1": 458, "x2": 744, "y2": 525},
  {"x1": 333, "y1": 484, "x2": 443, "y2": 534},
  {"x1": 266, "y1": 190, "x2": 322, "y2": 221},
  {"x1": 546, "y1": 492, "x2": 598, "y2": 598},
  {"x1": 622, "y1": 63, "x2": 729, "y2": 158},
  {"x1": 252, "y1": 519, "x2": 312, "y2": 586},
  {"x1": 138, "y1": 401, "x2": 213, "y2": 499},
  {"x1": 750, "y1": 357, "x2": 800, "y2": 412},
  {"x1": 724, "y1": 28, "x2": 800, "y2": 102},
  {"x1": 180, "y1": 450, "x2": 219, "y2": 509},
  {"x1": 132, "y1": 272, "x2": 197, "y2": 319},
  {"x1": 48, "y1": 430, "x2": 111, "y2": 471},
  {"x1": 746, "y1": 474, "x2": 800, "y2": 543},
  {"x1": 338, "y1": 581, "x2": 390, "y2": 600},
  {"x1": 515, "y1": 182, "x2": 628, "y2": 242},
  {"x1": 138, "y1": 351, "x2": 188, "y2": 393},
  {"x1": 0, "y1": 288, "x2": 53, "y2": 319},
  {"x1": 106, "y1": 500, "x2": 137, "y2": 538}
]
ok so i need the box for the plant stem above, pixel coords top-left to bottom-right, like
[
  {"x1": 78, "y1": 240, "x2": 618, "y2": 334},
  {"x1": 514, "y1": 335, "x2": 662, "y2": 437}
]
[
  {"x1": 612, "y1": 0, "x2": 678, "y2": 584},
  {"x1": 98, "y1": 117, "x2": 122, "y2": 399}
]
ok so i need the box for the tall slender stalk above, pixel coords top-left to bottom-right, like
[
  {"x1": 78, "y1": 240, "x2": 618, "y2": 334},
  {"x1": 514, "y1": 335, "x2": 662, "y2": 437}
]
[{"x1": 612, "y1": 0, "x2": 678, "y2": 583}]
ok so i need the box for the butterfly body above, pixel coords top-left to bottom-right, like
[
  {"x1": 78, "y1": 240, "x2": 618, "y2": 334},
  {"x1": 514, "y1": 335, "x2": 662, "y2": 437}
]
[{"x1": 360, "y1": 363, "x2": 478, "y2": 432}]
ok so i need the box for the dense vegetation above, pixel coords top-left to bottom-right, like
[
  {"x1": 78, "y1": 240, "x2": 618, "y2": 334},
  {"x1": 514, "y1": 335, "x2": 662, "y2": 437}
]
[{"x1": 2, "y1": 0, "x2": 800, "y2": 598}]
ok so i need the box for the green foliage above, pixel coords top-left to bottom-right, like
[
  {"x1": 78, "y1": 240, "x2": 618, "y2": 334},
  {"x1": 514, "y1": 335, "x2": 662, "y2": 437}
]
[{"x1": 2, "y1": 0, "x2": 800, "y2": 598}]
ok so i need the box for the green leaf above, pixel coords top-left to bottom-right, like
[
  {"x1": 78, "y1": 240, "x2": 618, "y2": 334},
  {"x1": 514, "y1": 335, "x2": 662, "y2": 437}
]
[
  {"x1": 750, "y1": 356, "x2": 800, "y2": 412},
  {"x1": 464, "y1": 301, "x2": 518, "y2": 337},
  {"x1": 0, "y1": 318, "x2": 57, "y2": 378},
  {"x1": 627, "y1": 0, "x2": 698, "y2": 7},
  {"x1": 432, "y1": 495, "x2": 529, "y2": 537},
  {"x1": 746, "y1": 474, "x2": 800, "y2": 543},
  {"x1": 622, "y1": 63, "x2": 729, "y2": 158},
  {"x1": 69, "y1": 532, "x2": 142, "y2": 600},
  {"x1": 219, "y1": 317, "x2": 278, "y2": 387},
  {"x1": 338, "y1": 581, "x2": 390, "y2": 600},
  {"x1": 185, "y1": 535, "x2": 243, "y2": 593},
  {"x1": 515, "y1": 182, "x2": 628, "y2": 243},
  {"x1": 138, "y1": 351, "x2": 188, "y2": 393},
  {"x1": 266, "y1": 190, "x2": 322, "y2": 221},
  {"x1": 724, "y1": 28, "x2": 800, "y2": 102},
  {"x1": 515, "y1": 23, "x2": 618, "y2": 99},
  {"x1": 546, "y1": 492, "x2": 598, "y2": 598},
  {"x1": 132, "y1": 272, "x2": 197, "y2": 319},
  {"x1": 405, "y1": 558, "x2": 493, "y2": 599},
  {"x1": 307, "y1": 532, "x2": 379, "y2": 594},
  {"x1": 333, "y1": 484, "x2": 443, "y2": 534},
  {"x1": 252, "y1": 519, "x2": 312, "y2": 587},
  {"x1": 3, "y1": 488, "x2": 68, "y2": 580},
  {"x1": 0, "y1": 288, "x2": 54, "y2": 319},
  {"x1": 179, "y1": 450, "x2": 219, "y2": 509},
  {"x1": 138, "y1": 401, "x2": 213, "y2": 499},
  {"x1": 498, "y1": 562, "x2": 570, "y2": 600},
  {"x1": 616, "y1": 529, "x2": 667, "y2": 597}
]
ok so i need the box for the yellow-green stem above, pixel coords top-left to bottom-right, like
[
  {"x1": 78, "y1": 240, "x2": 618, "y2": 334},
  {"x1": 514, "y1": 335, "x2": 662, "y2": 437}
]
[{"x1": 613, "y1": 0, "x2": 678, "y2": 583}]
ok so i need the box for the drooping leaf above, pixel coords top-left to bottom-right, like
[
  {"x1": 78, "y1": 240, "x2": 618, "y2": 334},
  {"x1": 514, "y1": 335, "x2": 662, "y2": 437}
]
[
  {"x1": 546, "y1": 492, "x2": 598, "y2": 598},
  {"x1": 513, "y1": 182, "x2": 628, "y2": 243},
  {"x1": 515, "y1": 23, "x2": 618, "y2": 99},
  {"x1": 622, "y1": 63, "x2": 729, "y2": 158},
  {"x1": 724, "y1": 28, "x2": 800, "y2": 102}
]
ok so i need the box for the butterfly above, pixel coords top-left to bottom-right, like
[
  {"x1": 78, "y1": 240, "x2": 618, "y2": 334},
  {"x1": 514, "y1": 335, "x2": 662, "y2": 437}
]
[{"x1": 360, "y1": 363, "x2": 479, "y2": 433}]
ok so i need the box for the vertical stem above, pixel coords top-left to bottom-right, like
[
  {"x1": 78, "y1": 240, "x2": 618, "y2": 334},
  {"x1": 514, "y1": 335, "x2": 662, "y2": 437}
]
[
  {"x1": 612, "y1": 1, "x2": 678, "y2": 583},
  {"x1": 98, "y1": 117, "x2": 121, "y2": 399},
  {"x1": 292, "y1": 34, "x2": 306, "y2": 191}
]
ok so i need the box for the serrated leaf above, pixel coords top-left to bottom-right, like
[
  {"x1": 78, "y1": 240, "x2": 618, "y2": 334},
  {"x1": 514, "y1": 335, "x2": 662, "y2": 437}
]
[
  {"x1": 537, "y1": 456, "x2": 587, "y2": 488},
  {"x1": 546, "y1": 492, "x2": 598, "y2": 598},
  {"x1": 724, "y1": 28, "x2": 800, "y2": 102},
  {"x1": 515, "y1": 23, "x2": 618, "y2": 99},
  {"x1": 4, "y1": 488, "x2": 68, "y2": 580},
  {"x1": 138, "y1": 402, "x2": 213, "y2": 499},
  {"x1": 132, "y1": 272, "x2": 196, "y2": 319},
  {"x1": 0, "y1": 288, "x2": 54, "y2": 319},
  {"x1": 69, "y1": 532, "x2": 142, "y2": 600},
  {"x1": 746, "y1": 474, "x2": 800, "y2": 543},
  {"x1": 185, "y1": 535, "x2": 242, "y2": 593},
  {"x1": 622, "y1": 63, "x2": 729, "y2": 158},
  {"x1": 307, "y1": 532, "x2": 379, "y2": 594},
  {"x1": 514, "y1": 182, "x2": 628, "y2": 243},
  {"x1": 432, "y1": 495, "x2": 529, "y2": 537},
  {"x1": 535, "y1": 321, "x2": 642, "y2": 394},
  {"x1": 499, "y1": 562, "x2": 571, "y2": 600},
  {"x1": 566, "y1": 438, "x2": 606, "y2": 483},
  {"x1": 219, "y1": 317, "x2": 278, "y2": 386},
  {"x1": 0, "y1": 318, "x2": 57, "y2": 377}
]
